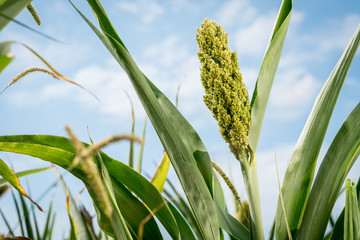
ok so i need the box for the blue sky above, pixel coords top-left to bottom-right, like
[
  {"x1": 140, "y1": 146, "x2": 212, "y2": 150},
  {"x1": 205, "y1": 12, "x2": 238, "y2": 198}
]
[{"x1": 1, "y1": 0, "x2": 360, "y2": 238}]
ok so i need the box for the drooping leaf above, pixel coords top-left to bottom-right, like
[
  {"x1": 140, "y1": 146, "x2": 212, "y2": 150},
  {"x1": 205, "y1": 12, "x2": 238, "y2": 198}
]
[
  {"x1": 0, "y1": 134, "x2": 200, "y2": 239},
  {"x1": 275, "y1": 24, "x2": 360, "y2": 239},
  {"x1": 0, "y1": 158, "x2": 42, "y2": 211},
  {"x1": 297, "y1": 103, "x2": 360, "y2": 239}
]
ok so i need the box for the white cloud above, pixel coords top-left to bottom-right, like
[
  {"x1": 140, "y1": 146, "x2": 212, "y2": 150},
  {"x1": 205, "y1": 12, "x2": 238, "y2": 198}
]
[
  {"x1": 216, "y1": 0, "x2": 257, "y2": 27},
  {"x1": 241, "y1": 67, "x2": 258, "y2": 96},
  {"x1": 117, "y1": 2, "x2": 139, "y2": 13},
  {"x1": 5, "y1": 35, "x2": 206, "y2": 120},
  {"x1": 270, "y1": 67, "x2": 320, "y2": 121},
  {"x1": 304, "y1": 14, "x2": 360, "y2": 54},
  {"x1": 143, "y1": 36, "x2": 188, "y2": 67},
  {"x1": 234, "y1": 11, "x2": 277, "y2": 57},
  {"x1": 117, "y1": 0, "x2": 164, "y2": 24},
  {"x1": 141, "y1": 36, "x2": 205, "y2": 115},
  {"x1": 5, "y1": 64, "x2": 145, "y2": 121},
  {"x1": 168, "y1": 0, "x2": 200, "y2": 14}
]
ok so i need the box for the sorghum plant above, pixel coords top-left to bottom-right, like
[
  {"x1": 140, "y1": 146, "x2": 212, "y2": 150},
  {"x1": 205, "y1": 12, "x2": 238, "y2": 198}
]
[{"x1": 0, "y1": 0, "x2": 359, "y2": 239}]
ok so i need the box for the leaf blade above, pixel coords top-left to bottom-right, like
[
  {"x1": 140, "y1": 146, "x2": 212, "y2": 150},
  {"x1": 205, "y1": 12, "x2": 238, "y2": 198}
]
[
  {"x1": 248, "y1": 0, "x2": 293, "y2": 153},
  {"x1": 297, "y1": 103, "x2": 360, "y2": 240},
  {"x1": 275, "y1": 24, "x2": 360, "y2": 239}
]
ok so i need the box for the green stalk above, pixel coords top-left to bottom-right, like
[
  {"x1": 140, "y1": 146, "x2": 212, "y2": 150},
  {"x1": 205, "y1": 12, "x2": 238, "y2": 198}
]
[
  {"x1": 238, "y1": 151, "x2": 263, "y2": 240},
  {"x1": 136, "y1": 117, "x2": 147, "y2": 173}
]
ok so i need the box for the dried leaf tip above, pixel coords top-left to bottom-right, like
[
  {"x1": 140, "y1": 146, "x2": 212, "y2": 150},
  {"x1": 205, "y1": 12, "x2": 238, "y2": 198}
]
[{"x1": 196, "y1": 18, "x2": 251, "y2": 157}]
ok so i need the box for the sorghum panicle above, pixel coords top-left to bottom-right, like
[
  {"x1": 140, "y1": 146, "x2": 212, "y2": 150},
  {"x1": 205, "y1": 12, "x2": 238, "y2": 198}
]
[{"x1": 196, "y1": 18, "x2": 251, "y2": 157}]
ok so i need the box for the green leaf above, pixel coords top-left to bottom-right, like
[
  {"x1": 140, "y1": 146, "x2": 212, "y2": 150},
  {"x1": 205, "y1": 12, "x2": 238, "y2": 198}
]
[
  {"x1": 297, "y1": 103, "x2": 360, "y2": 240},
  {"x1": 11, "y1": 190, "x2": 25, "y2": 236},
  {"x1": 55, "y1": 167, "x2": 96, "y2": 240},
  {"x1": 0, "y1": 42, "x2": 14, "y2": 73},
  {"x1": 0, "y1": 135, "x2": 199, "y2": 239},
  {"x1": 344, "y1": 179, "x2": 360, "y2": 240},
  {"x1": 248, "y1": 0, "x2": 293, "y2": 153},
  {"x1": 329, "y1": 178, "x2": 360, "y2": 240},
  {"x1": 164, "y1": 179, "x2": 204, "y2": 240},
  {"x1": 0, "y1": 0, "x2": 31, "y2": 31},
  {"x1": 98, "y1": 153, "x2": 133, "y2": 240},
  {"x1": 136, "y1": 118, "x2": 147, "y2": 173},
  {"x1": 42, "y1": 199, "x2": 55, "y2": 240},
  {"x1": 167, "y1": 203, "x2": 197, "y2": 240},
  {"x1": 215, "y1": 202, "x2": 251, "y2": 240},
  {"x1": 0, "y1": 158, "x2": 42, "y2": 211},
  {"x1": 0, "y1": 166, "x2": 51, "y2": 185},
  {"x1": 275, "y1": 24, "x2": 360, "y2": 239},
  {"x1": 19, "y1": 191, "x2": 34, "y2": 239},
  {"x1": 70, "y1": 1, "x2": 219, "y2": 238},
  {"x1": 0, "y1": 208, "x2": 15, "y2": 236}
]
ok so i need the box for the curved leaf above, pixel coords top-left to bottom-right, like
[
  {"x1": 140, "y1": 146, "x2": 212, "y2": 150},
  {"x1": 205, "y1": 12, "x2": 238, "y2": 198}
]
[
  {"x1": 275, "y1": 24, "x2": 360, "y2": 239},
  {"x1": 297, "y1": 103, "x2": 360, "y2": 240},
  {"x1": 0, "y1": 158, "x2": 42, "y2": 211},
  {"x1": 0, "y1": 134, "x2": 200, "y2": 240}
]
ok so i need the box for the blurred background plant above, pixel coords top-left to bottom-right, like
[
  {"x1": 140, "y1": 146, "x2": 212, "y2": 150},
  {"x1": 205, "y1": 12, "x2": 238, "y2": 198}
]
[{"x1": 0, "y1": 0, "x2": 359, "y2": 239}]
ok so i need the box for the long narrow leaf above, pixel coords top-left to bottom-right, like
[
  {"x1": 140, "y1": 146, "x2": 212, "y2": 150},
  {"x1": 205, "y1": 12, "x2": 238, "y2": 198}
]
[
  {"x1": 0, "y1": 135, "x2": 163, "y2": 239},
  {"x1": 0, "y1": 208, "x2": 15, "y2": 237},
  {"x1": 11, "y1": 190, "x2": 25, "y2": 236},
  {"x1": 98, "y1": 154, "x2": 133, "y2": 240},
  {"x1": 0, "y1": 135, "x2": 199, "y2": 239},
  {"x1": 344, "y1": 179, "x2": 360, "y2": 240},
  {"x1": 330, "y1": 178, "x2": 360, "y2": 240},
  {"x1": 248, "y1": 0, "x2": 293, "y2": 153},
  {"x1": 42, "y1": 199, "x2": 54, "y2": 240},
  {"x1": 19, "y1": 192, "x2": 34, "y2": 239},
  {"x1": 55, "y1": 167, "x2": 93, "y2": 240},
  {"x1": 72, "y1": 1, "x2": 219, "y2": 238},
  {"x1": 297, "y1": 103, "x2": 360, "y2": 239},
  {"x1": 275, "y1": 24, "x2": 360, "y2": 239},
  {"x1": 0, "y1": 167, "x2": 51, "y2": 185}
]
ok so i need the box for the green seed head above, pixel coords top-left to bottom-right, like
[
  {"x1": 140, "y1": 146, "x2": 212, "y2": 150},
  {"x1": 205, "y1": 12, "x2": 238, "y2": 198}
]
[{"x1": 196, "y1": 18, "x2": 251, "y2": 156}]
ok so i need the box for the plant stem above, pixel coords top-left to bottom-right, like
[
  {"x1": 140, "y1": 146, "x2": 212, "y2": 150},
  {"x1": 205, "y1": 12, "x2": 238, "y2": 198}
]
[{"x1": 238, "y1": 150, "x2": 264, "y2": 240}]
